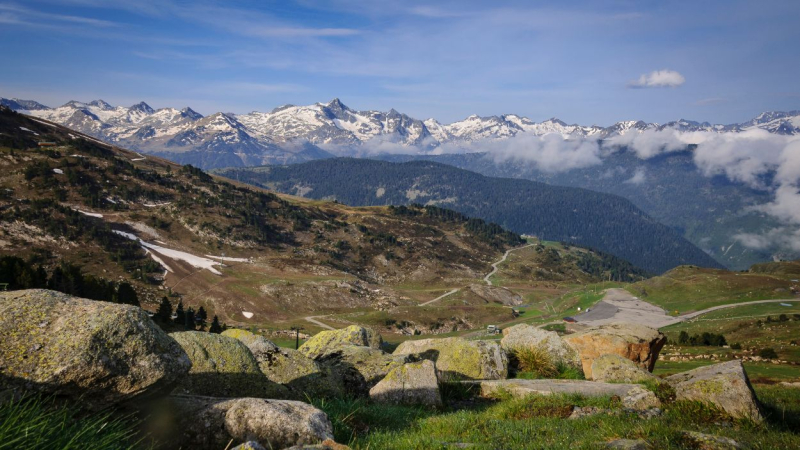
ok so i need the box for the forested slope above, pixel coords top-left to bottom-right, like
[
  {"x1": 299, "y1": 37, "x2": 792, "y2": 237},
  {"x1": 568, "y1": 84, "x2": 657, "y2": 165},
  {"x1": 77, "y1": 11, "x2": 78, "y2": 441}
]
[{"x1": 216, "y1": 158, "x2": 722, "y2": 274}]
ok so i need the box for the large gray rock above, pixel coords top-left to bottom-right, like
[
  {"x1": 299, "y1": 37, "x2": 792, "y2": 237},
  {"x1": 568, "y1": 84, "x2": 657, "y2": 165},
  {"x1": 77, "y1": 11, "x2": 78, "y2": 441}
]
[
  {"x1": 666, "y1": 360, "x2": 762, "y2": 422},
  {"x1": 170, "y1": 331, "x2": 288, "y2": 399},
  {"x1": 299, "y1": 325, "x2": 382, "y2": 358},
  {"x1": 473, "y1": 379, "x2": 660, "y2": 410},
  {"x1": 394, "y1": 337, "x2": 508, "y2": 380},
  {"x1": 564, "y1": 323, "x2": 666, "y2": 379},
  {"x1": 317, "y1": 346, "x2": 406, "y2": 397},
  {"x1": 501, "y1": 324, "x2": 581, "y2": 369},
  {"x1": 591, "y1": 354, "x2": 659, "y2": 384},
  {"x1": 369, "y1": 360, "x2": 441, "y2": 407},
  {"x1": 0, "y1": 289, "x2": 190, "y2": 410},
  {"x1": 167, "y1": 396, "x2": 333, "y2": 450},
  {"x1": 222, "y1": 329, "x2": 342, "y2": 398}
]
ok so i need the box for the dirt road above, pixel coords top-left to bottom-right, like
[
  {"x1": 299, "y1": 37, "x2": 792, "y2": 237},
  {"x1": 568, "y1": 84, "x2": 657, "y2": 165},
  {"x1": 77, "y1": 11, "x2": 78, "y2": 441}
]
[{"x1": 484, "y1": 243, "x2": 536, "y2": 286}]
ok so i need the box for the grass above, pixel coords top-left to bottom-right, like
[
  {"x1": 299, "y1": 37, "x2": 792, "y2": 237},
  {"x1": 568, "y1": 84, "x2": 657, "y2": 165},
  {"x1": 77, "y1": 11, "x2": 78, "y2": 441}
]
[
  {"x1": 0, "y1": 396, "x2": 142, "y2": 450},
  {"x1": 627, "y1": 265, "x2": 795, "y2": 313},
  {"x1": 313, "y1": 386, "x2": 800, "y2": 449}
]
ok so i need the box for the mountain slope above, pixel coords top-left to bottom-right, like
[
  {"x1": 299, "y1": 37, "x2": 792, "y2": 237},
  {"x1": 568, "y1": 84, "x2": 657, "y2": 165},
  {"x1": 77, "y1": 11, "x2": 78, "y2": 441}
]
[
  {"x1": 0, "y1": 107, "x2": 528, "y2": 327},
  {"x1": 214, "y1": 158, "x2": 723, "y2": 274},
  {"x1": 376, "y1": 152, "x2": 785, "y2": 270}
]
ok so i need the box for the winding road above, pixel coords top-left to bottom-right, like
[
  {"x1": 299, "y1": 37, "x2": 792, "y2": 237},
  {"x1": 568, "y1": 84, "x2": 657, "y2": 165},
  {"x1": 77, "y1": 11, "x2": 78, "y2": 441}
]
[
  {"x1": 484, "y1": 243, "x2": 537, "y2": 286},
  {"x1": 304, "y1": 242, "x2": 536, "y2": 329}
]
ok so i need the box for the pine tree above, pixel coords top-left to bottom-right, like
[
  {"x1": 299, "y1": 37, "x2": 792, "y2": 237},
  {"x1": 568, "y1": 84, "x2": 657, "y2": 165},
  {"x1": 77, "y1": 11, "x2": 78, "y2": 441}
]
[
  {"x1": 209, "y1": 315, "x2": 222, "y2": 333},
  {"x1": 116, "y1": 282, "x2": 139, "y2": 306},
  {"x1": 184, "y1": 307, "x2": 196, "y2": 330},
  {"x1": 197, "y1": 306, "x2": 208, "y2": 322},
  {"x1": 174, "y1": 300, "x2": 185, "y2": 326},
  {"x1": 156, "y1": 297, "x2": 172, "y2": 323}
]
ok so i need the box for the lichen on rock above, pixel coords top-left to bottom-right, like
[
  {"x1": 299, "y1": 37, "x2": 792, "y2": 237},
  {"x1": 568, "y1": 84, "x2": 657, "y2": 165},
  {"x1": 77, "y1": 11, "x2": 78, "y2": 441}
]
[
  {"x1": 0, "y1": 289, "x2": 190, "y2": 410},
  {"x1": 170, "y1": 331, "x2": 288, "y2": 399},
  {"x1": 298, "y1": 325, "x2": 383, "y2": 359},
  {"x1": 393, "y1": 337, "x2": 508, "y2": 380}
]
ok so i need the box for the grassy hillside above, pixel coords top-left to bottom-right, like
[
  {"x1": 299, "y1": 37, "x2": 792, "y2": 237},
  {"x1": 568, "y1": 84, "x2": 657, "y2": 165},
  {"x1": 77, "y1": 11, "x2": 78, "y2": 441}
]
[
  {"x1": 627, "y1": 265, "x2": 798, "y2": 313},
  {"x1": 214, "y1": 158, "x2": 723, "y2": 274}
]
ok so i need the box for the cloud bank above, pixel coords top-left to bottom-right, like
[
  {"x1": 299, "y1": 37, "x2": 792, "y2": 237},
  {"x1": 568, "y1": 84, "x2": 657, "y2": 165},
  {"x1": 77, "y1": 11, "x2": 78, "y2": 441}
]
[
  {"x1": 627, "y1": 70, "x2": 686, "y2": 88},
  {"x1": 341, "y1": 126, "x2": 800, "y2": 254}
]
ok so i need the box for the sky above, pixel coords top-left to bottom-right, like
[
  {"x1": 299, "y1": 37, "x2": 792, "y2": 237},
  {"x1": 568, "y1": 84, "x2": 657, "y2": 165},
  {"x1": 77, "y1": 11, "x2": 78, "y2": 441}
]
[{"x1": 1, "y1": 0, "x2": 799, "y2": 125}]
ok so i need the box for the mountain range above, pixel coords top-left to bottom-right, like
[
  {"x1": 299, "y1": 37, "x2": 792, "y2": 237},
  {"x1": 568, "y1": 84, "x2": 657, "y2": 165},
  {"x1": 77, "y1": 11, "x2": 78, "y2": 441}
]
[{"x1": 3, "y1": 97, "x2": 799, "y2": 170}]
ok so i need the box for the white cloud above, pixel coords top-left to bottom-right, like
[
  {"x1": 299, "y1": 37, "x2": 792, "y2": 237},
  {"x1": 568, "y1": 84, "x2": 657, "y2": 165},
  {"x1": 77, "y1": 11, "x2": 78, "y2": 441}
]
[
  {"x1": 627, "y1": 70, "x2": 686, "y2": 88},
  {"x1": 624, "y1": 167, "x2": 646, "y2": 184}
]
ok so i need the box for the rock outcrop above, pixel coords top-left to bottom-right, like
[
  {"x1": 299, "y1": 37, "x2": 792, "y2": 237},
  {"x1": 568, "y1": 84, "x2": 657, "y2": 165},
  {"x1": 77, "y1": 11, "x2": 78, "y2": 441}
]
[
  {"x1": 501, "y1": 324, "x2": 581, "y2": 369},
  {"x1": 316, "y1": 346, "x2": 406, "y2": 397},
  {"x1": 222, "y1": 329, "x2": 342, "y2": 398},
  {"x1": 369, "y1": 360, "x2": 441, "y2": 407},
  {"x1": 469, "y1": 284, "x2": 524, "y2": 306},
  {"x1": 394, "y1": 337, "x2": 508, "y2": 380},
  {"x1": 665, "y1": 360, "x2": 762, "y2": 421},
  {"x1": 564, "y1": 324, "x2": 666, "y2": 379},
  {"x1": 0, "y1": 289, "x2": 190, "y2": 410},
  {"x1": 299, "y1": 325, "x2": 383, "y2": 358},
  {"x1": 170, "y1": 331, "x2": 288, "y2": 398},
  {"x1": 474, "y1": 379, "x2": 660, "y2": 410},
  {"x1": 167, "y1": 396, "x2": 333, "y2": 450},
  {"x1": 591, "y1": 354, "x2": 659, "y2": 384}
]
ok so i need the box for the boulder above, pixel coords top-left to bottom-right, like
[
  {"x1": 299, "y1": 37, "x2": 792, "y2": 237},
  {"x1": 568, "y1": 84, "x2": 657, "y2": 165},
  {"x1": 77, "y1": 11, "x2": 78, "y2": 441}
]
[
  {"x1": 221, "y1": 328, "x2": 279, "y2": 357},
  {"x1": 564, "y1": 324, "x2": 666, "y2": 379},
  {"x1": 605, "y1": 439, "x2": 648, "y2": 450},
  {"x1": 501, "y1": 324, "x2": 581, "y2": 369},
  {"x1": 316, "y1": 346, "x2": 406, "y2": 397},
  {"x1": 394, "y1": 337, "x2": 508, "y2": 380},
  {"x1": 473, "y1": 379, "x2": 660, "y2": 410},
  {"x1": 665, "y1": 360, "x2": 762, "y2": 421},
  {"x1": 369, "y1": 360, "x2": 441, "y2": 407},
  {"x1": 231, "y1": 442, "x2": 266, "y2": 450},
  {"x1": 283, "y1": 439, "x2": 352, "y2": 450},
  {"x1": 222, "y1": 329, "x2": 342, "y2": 398},
  {"x1": 167, "y1": 396, "x2": 333, "y2": 450},
  {"x1": 0, "y1": 289, "x2": 190, "y2": 410},
  {"x1": 591, "y1": 354, "x2": 659, "y2": 384},
  {"x1": 170, "y1": 331, "x2": 288, "y2": 398},
  {"x1": 681, "y1": 431, "x2": 742, "y2": 449},
  {"x1": 299, "y1": 325, "x2": 382, "y2": 358}
]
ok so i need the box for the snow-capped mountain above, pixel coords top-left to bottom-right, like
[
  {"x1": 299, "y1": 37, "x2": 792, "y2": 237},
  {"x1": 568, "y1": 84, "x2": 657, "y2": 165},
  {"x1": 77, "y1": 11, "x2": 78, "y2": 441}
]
[{"x1": 3, "y1": 95, "x2": 799, "y2": 169}]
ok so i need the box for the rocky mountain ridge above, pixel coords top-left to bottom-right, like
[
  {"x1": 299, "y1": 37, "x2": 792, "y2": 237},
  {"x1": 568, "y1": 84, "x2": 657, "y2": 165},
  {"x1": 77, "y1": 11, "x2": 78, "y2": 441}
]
[{"x1": 2, "y1": 96, "x2": 798, "y2": 169}]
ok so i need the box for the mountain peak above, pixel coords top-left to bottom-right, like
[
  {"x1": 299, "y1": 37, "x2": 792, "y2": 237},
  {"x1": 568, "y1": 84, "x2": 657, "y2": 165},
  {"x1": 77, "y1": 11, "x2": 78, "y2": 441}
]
[
  {"x1": 88, "y1": 99, "x2": 113, "y2": 110},
  {"x1": 180, "y1": 107, "x2": 203, "y2": 120},
  {"x1": 325, "y1": 98, "x2": 346, "y2": 109},
  {"x1": 129, "y1": 101, "x2": 154, "y2": 114}
]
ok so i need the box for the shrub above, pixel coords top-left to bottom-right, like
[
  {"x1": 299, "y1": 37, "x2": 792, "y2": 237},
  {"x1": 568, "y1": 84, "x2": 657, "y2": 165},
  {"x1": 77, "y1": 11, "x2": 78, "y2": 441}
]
[
  {"x1": 731, "y1": 342, "x2": 742, "y2": 350},
  {"x1": 758, "y1": 348, "x2": 779, "y2": 359},
  {"x1": 511, "y1": 346, "x2": 557, "y2": 378},
  {"x1": 642, "y1": 380, "x2": 676, "y2": 404}
]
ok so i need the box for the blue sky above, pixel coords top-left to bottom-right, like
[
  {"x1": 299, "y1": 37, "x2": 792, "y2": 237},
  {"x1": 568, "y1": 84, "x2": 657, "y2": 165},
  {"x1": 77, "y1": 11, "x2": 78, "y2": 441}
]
[{"x1": 1, "y1": 0, "x2": 799, "y2": 125}]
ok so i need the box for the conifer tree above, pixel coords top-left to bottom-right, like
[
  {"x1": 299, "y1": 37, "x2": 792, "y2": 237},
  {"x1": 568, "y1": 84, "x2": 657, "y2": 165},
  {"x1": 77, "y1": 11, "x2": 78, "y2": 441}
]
[
  {"x1": 184, "y1": 307, "x2": 196, "y2": 330},
  {"x1": 197, "y1": 306, "x2": 208, "y2": 322},
  {"x1": 209, "y1": 315, "x2": 222, "y2": 334},
  {"x1": 156, "y1": 296, "x2": 172, "y2": 323},
  {"x1": 116, "y1": 282, "x2": 139, "y2": 306},
  {"x1": 174, "y1": 300, "x2": 185, "y2": 326}
]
